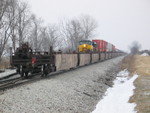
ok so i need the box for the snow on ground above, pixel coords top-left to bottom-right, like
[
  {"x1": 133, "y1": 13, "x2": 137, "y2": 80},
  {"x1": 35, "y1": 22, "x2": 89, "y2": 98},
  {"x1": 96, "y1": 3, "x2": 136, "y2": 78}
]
[
  {"x1": 0, "y1": 69, "x2": 16, "y2": 78},
  {"x1": 141, "y1": 53, "x2": 149, "y2": 56},
  {"x1": 92, "y1": 70, "x2": 138, "y2": 113}
]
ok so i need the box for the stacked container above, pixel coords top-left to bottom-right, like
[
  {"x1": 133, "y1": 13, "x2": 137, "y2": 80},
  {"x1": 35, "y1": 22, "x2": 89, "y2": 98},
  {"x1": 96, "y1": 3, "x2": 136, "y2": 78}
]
[
  {"x1": 106, "y1": 43, "x2": 112, "y2": 52},
  {"x1": 92, "y1": 39, "x2": 116, "y2": 52},
  {"x1": 92, "y1": 40, "x2": 107, "y2": 52},
  {"x1": 112, "y1": 45, "x2": 116, "y2": 52}
]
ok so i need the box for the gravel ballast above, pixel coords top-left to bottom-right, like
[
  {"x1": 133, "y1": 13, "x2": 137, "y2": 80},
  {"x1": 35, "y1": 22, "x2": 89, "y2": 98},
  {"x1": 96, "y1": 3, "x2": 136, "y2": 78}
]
[{"x1": 0, "y1": 56, "x2": 123, "y2": 113}]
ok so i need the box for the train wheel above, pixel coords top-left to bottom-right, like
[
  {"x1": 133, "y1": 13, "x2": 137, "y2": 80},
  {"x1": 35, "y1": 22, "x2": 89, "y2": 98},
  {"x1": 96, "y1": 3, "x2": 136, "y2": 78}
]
[
  {"x1": 54, "y1": 66, "x2": 56, "y2": 72},
  {"x1": 16, "y1": 66, "x2": 20, "y2": 74},
  {"x1": 20, "y1": 66, "x2": 24, "y2": 77},
  {"x1": 41, "y1": 65, "x2": 45, "y2": 77},
  {"x1": 44, "y1": 66, "x2": 48, "y2": 76},
  {"x1": 25, "y1": 72, "x2": 29, "y2": 78},
  {"x1": 41, "y1": 65, "x2": 48, "y2": 77},
  {"x1": 21, "y1": 71, "x2": 24, "y2": 77}
]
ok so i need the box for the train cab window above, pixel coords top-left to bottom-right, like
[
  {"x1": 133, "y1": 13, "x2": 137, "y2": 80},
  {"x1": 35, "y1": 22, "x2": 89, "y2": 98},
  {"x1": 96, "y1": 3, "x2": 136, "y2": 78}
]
[
  {"x1": 92, "y1": 42, "x2": 97, "y2": 47},
  {"x1": 79, "y1": 40, "x2": 92, "y2": 45}
]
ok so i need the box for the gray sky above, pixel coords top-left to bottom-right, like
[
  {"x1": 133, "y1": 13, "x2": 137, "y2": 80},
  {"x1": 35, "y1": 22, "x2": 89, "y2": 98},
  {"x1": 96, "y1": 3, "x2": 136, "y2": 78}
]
[{"x1": 27, "y1": 0, "x2": 150, "y2": 51}]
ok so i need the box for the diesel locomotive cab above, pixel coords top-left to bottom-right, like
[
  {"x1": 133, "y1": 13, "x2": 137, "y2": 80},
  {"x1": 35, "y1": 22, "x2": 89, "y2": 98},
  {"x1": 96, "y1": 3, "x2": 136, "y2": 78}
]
[
  {"x1": 92, "y1": 41, "x2": 97, "y2": 52},
  {"x1": 78, "y1": 40, "x2": 97, "y2": 52}
]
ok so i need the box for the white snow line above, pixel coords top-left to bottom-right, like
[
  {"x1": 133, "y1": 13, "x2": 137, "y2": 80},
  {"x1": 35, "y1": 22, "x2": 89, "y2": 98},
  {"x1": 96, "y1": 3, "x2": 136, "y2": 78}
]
[
  {"x1": 141, "y1": 53, "x2": 149, "y2": 56},
  {"x1": 92, "y1": 70, "x2": 138, "y2": 113},
  {"x1": 0, "y1": 69, "x2": 16, "y2": 78}
]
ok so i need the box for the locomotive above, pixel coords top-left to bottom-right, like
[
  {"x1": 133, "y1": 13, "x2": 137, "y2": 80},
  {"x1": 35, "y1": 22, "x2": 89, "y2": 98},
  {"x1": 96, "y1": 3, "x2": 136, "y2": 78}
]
[
  {"x1": 11, "y1": 40, "x2": 124, "y2": 78},
  {"x1": 78, "y1": 40, "x2": 97, "y2": 52}
]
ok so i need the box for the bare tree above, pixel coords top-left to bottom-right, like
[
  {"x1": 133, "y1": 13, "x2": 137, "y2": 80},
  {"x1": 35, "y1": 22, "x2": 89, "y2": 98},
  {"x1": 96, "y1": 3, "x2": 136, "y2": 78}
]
[
  {"x1": 0, "y1": 24, "x2": 11, "y2": 60},
  {"x1": 129, "y1": 41, "x2": 141, "y2": 54},
  {"x1": 59, "y1": 18, "x2": 83, "y2": 51},
  {"x1": 41, "y1": 25, "x2": 60, "y2": 51},
  {"x1": 7, "y1": 0, "x2": 19, "y2": 52},
  {"x1": 59, "y1": 15, "x2": 98, "y2": 51},
  {"x1": 0, "y1": 0, "x2": 14, "y2": 60},
  {"x1": 79, "y1": 15, "x2": 98, "y2": 39},
  {"x1": 0, "y1": 0, "x2": 9, "y2": 28},
  {"x1": 17, "y1": 1, "x2": 31, "y2": 47},
  {"x1": 0, "y1": 0, "x2": 33, "y2": 61},
  {"x1": 28, "y1": 15, "x2": 44, "y2": 51}
]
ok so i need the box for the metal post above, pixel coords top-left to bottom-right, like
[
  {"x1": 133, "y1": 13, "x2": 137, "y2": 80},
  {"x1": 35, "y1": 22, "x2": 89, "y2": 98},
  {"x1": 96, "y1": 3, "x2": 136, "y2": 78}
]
[
  {"x1": 9, "y1": 47, "x2": 12, "y2": 67},
  {"x1": 49, "y1": 46, "x2": 53, "y2": 55}
]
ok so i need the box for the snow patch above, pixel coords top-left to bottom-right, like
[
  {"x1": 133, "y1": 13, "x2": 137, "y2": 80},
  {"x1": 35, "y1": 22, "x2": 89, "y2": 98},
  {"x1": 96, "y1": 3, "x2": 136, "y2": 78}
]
[
  {"x1": 92, "y1": 70, "x2": 138, "y2": 113},
  {"x1": 0, "y1": 69, "x2": 16, "y2": 78},
  {"x1": 141, "y1": 53, "x2": 149, "y2": 56}
]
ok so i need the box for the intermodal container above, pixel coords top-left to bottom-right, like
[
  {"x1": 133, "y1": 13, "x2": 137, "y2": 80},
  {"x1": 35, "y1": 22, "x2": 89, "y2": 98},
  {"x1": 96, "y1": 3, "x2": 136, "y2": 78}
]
[
  {"x1": 92, "y1": 39, "x2": 107, "y2": 52},
  {"x1": 112, "y1": 45, "x2": 116, "y2": 52},
  {"x1": 106, "y1": 43, "x2": 113, "y2": 52}
]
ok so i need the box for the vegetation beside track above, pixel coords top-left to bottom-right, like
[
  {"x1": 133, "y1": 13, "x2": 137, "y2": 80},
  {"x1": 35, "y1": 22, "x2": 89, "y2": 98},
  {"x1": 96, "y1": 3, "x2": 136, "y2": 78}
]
[
  {"x1": 0, "y1": 58, "x2": 10, "y2": 70},
  {"x1": 121, "y1": 55, "x2": 150, "y2": 113}
]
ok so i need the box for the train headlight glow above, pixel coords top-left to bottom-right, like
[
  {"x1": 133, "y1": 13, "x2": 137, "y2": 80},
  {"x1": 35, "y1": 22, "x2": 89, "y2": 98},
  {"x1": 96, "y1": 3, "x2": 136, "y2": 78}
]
[{"x1": 83, "y1": 44, "x2": 86, "y2": 47}]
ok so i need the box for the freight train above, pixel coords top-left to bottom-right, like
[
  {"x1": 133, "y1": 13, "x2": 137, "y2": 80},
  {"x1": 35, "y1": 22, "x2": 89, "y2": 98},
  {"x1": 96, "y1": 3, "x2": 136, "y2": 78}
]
[
  {"x1": 11, "y1": 40, "x2": 124, "y2": 78},
  {"x1": 78, "y1": 39, "x2": 116, "y2": 52}
]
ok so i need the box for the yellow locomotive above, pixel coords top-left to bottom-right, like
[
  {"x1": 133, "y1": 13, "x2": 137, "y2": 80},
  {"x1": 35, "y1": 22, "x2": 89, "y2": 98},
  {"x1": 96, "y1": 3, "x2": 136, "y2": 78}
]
[{"x1": 78, "y1": 40, "x2": 97, "y2": 52}]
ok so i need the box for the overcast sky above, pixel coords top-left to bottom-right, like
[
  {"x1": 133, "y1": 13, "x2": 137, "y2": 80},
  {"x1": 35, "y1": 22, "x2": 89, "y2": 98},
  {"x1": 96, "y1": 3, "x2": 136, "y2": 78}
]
[{"x1": 27, "y1": 0, "x2": 150, "y2": 51}]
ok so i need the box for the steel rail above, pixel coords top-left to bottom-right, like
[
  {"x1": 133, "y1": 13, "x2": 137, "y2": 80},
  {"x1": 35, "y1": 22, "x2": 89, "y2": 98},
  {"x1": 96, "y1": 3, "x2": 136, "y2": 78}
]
[{"x1": 0, "y1": 72, "x2": 18, "y2": 80}]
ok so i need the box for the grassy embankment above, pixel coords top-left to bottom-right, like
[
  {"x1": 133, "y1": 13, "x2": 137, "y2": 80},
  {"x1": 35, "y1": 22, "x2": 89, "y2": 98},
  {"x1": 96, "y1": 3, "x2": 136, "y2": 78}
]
[
  {"x1": 0, "y1": 58, "x2": 10, "y2": 71},
  {"x1": 122, "y1": 55, "x2": 150, "y2": 113}
]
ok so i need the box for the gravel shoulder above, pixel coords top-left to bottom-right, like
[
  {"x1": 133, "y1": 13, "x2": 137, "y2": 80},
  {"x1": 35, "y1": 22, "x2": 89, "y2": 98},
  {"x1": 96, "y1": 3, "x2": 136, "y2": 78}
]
[{"x1": 0, "y1": 56, "x2": 123, "y2": 113}]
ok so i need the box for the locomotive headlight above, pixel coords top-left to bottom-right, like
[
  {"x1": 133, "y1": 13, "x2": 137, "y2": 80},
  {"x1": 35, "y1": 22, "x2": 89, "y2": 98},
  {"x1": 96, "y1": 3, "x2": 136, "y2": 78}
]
[{"x1": 83, "y1": 44, "x2": 86, "y2": 47}]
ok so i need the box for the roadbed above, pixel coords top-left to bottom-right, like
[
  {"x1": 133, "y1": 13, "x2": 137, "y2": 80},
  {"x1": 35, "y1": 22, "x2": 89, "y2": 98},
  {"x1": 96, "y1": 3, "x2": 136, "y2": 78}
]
[{"x1": 0, "y1": 56, "x2": 123, "y2": 113}]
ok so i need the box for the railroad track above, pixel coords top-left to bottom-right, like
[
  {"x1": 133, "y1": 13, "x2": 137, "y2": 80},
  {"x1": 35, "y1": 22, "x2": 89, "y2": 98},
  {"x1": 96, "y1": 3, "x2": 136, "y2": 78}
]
[
  {"x1": 0, "y1": 72, "x2": 20, "y2": 84},
  {"x1": 0, "y1": 77, "x2": 22, "y2": 90},
  {"x1": 0, "y1": 73, "x2": 41, "y2": 91},
  {"x1": 0, "y1": 68, "x2": 76, "y2": 91},
  {"x1": 0, "y1": 72, "x2": 18, "y2": 80},
  {"x1": 0, "y1": 58, "x2": 117, "y2": 91}
]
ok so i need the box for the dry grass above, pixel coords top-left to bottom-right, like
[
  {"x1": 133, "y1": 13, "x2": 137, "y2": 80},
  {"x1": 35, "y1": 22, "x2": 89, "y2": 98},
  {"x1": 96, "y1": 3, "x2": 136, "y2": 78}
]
[
  {"x1": 130, "y1": 75, "x2": 150, "y2": 113},
  {"x1": 122, "y1": 55, "x2": 150, "y2": 113},
  {"x1": 0, "y1": 59, "x2": 10, "y2": 70},
  {"x1": 133, "y1": 55, "x2": 150, "y2": 75},
  {"x1": 121, "y1": 55, "x2": 135, "y2": 75}
]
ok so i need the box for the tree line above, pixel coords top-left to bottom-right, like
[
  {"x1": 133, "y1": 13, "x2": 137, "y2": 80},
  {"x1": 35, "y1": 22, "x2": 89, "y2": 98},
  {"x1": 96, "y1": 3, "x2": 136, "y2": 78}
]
[{"x1": 0, "y1": 0, "x2": 98, "y2": 61}]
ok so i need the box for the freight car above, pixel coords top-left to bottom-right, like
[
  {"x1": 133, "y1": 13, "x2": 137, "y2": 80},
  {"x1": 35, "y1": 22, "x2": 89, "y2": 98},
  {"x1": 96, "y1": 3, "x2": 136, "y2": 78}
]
[
  {"x1": 11, "y1": 43, "x2": 56, "y2": 77},
  {"x1": 92, "y1": 39, "x2": 116, "y2": 52},
  {"x1": 11, "y1": 42, "x2": 124, "y2": 78}
]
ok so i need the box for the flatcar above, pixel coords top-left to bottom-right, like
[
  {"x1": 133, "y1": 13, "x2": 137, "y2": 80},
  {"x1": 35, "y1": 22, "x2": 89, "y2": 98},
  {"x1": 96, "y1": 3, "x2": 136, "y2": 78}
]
[{"x1": 11, "y1": 43, "x2": 56, "y2": 77}]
